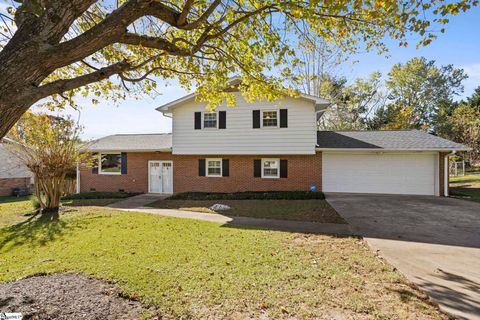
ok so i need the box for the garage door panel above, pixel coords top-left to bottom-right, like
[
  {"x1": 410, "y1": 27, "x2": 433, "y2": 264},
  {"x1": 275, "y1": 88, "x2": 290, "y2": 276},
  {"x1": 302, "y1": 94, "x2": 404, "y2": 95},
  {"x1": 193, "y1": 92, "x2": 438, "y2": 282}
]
[{"x1": 323, "y1": 153, "x2": 436, "y2": 195}]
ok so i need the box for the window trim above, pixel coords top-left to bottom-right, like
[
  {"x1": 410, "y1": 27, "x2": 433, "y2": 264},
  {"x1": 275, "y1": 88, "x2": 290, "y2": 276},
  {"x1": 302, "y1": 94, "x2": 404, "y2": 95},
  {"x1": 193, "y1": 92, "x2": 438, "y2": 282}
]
[
  {"x1": 261, "y1": 158, "x2": 280, "y2": 179},
  {"x1": 206, "y1": 158, "x2": 223, "y2": 177},
  {"x1": 99, "y1": 152, "x2": 122, "y2": 175},
  {"x1": 203, "y1": 111, "x2": 218, "y2": 129},
  {"x1": 261, "y1": 110, "x2": 279, "y2": 128}
]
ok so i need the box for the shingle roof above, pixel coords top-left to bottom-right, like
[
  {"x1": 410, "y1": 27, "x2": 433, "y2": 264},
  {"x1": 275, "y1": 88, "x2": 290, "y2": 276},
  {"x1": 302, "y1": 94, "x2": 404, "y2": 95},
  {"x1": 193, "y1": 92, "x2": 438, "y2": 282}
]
[
  {"x1": 88, "y1": 133, "x2": 172, "y2": 152},
  {"x1": 0, "y1": 143, "x2": 32, "y2": 179},
  {"x1": 316, "y1": 130, "x2": 469, "y2": 151}
]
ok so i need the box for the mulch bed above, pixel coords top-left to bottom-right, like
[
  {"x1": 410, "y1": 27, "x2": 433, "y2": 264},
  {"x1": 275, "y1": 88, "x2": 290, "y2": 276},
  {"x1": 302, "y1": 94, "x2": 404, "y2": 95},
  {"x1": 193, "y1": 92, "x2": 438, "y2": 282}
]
[{"x1": 0, "y1": 273, "x2": 147, "y2": 320}]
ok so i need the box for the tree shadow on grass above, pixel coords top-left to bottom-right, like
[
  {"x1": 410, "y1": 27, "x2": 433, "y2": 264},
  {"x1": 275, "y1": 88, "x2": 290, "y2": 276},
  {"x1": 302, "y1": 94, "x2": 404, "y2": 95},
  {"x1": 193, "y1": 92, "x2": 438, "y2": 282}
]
[{"x1": 0, "y1": 210, "x2": 70, "y2": 252}]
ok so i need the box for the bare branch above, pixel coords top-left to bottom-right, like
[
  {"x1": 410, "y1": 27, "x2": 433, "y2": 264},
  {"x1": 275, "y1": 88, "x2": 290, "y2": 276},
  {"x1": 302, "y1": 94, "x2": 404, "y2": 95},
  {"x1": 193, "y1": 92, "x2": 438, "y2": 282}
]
[{"x1": 33, "y1": 61, "x2": 131, "y2": 100}]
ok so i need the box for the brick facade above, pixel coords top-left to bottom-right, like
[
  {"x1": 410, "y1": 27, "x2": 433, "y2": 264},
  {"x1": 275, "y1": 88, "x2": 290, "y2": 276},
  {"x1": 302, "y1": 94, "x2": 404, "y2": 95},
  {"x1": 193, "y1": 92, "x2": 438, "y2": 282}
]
[
  {"x1": 0, "y1": 177, "x2": 32, "y2": 195},
  {"x1": 80, "y1": 152, "x2": 323, "y2": 193}
]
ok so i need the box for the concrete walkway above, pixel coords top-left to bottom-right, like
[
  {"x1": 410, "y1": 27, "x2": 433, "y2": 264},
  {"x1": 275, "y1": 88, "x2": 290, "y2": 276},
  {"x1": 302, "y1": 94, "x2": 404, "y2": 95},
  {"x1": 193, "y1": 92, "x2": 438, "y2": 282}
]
[
  {"x1": 327, "y1": 193, "x2": 480, "y2": 320},
  {"x1": 107, "y1": 194, "x2": 352, "y2": 235},
  {"x1": 107, "y1": 193, "x2": 169, "y2": 209}
]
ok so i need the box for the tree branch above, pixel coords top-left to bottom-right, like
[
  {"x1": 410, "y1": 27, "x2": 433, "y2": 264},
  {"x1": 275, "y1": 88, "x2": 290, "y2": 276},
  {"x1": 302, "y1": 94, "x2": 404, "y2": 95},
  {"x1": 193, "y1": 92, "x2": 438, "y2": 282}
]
[{"x1": 33, "y1": 61, "x2": 131, "y2": 100}]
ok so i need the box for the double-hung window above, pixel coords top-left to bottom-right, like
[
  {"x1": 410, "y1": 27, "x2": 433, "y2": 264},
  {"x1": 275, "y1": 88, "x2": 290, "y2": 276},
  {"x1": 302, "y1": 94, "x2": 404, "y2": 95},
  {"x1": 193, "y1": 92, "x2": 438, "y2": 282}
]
[
  {"x1": 206, "y1": 158, "x2": 222, "y2": 177},
  {"x1": 203, "y1": 112, "x2": 217, "y2": 128},
  {"x1": 99, "y1": 153, "x2": 122, "y2": 174},
  {"x1": 262, "y1": 110, "x2": 278, "y2": 128},
  {"x1": 262, "y1": 158, "x2": 279, "y2": 178}
]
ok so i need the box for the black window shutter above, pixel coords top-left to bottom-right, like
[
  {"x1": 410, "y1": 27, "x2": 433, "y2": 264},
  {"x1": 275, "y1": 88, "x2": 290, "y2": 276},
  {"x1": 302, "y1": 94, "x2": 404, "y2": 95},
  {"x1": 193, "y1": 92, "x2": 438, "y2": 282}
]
[
  {"x1": 194, "y1": 112, "x2": 202, "y2": 129},
  {"x1": 199, "y1": 159, "x2": 206, "y2": 176},
  {"x1": 222, "y1": 159, "x2": 229, "y2": 176},
  {"x1": 252, "y1": 110, "x2": 260, "y2": 128},
  {"x1": 254, "y1": 159, "x2": 261, "y2": 177},
  {"x1": 121, "y1": 152, "x2": 127, "y2": 174},
  {"x1": 280, "y1": 159, "x2": 288, "y2": 178},
  {"x1": 92, "y1": 153, "x2": 98, "y2": 174},
  {"x1": 280, "y1": 109, "x2": 288, "y2": 128},
  {"x1": 219, "y1": 111, "x2": 226, "y2": 129}
]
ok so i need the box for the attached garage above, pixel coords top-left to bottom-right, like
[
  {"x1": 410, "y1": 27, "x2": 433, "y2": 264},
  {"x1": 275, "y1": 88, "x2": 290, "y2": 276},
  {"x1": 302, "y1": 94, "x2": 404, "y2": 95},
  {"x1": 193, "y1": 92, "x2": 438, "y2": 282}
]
[
  {"x1": 323, "y1": 152, "x2": 438, "y2": 195},
  {"x1": 317, "y1": 130, "x2": 470, "y2": 197}
]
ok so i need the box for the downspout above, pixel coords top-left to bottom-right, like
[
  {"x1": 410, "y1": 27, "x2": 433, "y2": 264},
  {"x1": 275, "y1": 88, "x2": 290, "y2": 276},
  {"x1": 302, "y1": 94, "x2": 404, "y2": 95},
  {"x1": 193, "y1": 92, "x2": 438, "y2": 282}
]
[
  {"x1": 76, "y1": 163, "x2": 80, "y2": 194},
  {"x1": 444, "y1": 151, "x2": 456, "y2": 197}
]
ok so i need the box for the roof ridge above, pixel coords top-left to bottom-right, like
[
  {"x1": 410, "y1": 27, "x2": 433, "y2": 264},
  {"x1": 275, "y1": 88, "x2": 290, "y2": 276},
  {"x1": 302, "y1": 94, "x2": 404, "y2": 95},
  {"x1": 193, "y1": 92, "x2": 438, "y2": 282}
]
[{"x1": 111, "y1": 133, "x2": 172, "y2": 136}]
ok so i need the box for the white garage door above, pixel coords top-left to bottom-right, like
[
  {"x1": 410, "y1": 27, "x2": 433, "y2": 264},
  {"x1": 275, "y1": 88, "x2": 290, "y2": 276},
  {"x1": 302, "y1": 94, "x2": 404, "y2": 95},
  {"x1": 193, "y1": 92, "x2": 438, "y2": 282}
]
[{"x1": 323, "y1": 152, "x2": 438, "y2": 195}]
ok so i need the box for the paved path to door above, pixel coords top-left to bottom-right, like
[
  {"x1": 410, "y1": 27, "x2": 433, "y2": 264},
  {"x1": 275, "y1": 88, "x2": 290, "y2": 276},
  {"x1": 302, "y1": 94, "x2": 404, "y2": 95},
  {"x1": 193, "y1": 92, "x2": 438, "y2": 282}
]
[
  {"x1": 107, "y1": 193, "x2": 352, "y2": 235},
  {"x1": 326, "y1": 193, "x2": 480, "y2": 320}
]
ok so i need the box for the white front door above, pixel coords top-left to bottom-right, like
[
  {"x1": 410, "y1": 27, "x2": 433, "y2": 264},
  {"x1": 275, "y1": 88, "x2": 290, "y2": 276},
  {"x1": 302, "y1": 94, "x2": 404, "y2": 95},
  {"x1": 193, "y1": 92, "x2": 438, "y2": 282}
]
[{"x1": 148, "y1": 161, "x2": 173, "y2": 193}]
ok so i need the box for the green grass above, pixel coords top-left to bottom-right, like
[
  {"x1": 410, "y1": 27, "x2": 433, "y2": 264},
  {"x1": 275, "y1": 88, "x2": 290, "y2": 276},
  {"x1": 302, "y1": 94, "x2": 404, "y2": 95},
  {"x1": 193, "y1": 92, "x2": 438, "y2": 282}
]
[
  {"x1": 150, "y1": 199, "x2": 346, "y2": 224},
  {"x1": 450, "y1": 174, "x2": 480, "y2": 203},
  {"x1": 0, "y1": 200, "x2": 445, "y2": 319},
  {"x1": 0, "y1": 196, "x2": 119, "y2": 227}
]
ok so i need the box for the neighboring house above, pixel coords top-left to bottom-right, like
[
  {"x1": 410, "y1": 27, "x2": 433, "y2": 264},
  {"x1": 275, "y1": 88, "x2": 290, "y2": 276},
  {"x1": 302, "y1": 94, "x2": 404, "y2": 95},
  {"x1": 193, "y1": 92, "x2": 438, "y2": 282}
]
[
  {"x1": 79, "y1": 90, "x2": 468, "y2": 197},
  {"x1": 0, "y1": 141, "x2": 33, "y2": 195}
]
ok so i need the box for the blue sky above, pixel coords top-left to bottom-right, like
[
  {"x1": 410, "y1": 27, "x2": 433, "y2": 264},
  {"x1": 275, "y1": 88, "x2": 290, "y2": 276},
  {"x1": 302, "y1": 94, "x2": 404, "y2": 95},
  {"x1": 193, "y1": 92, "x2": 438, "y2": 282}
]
[{"x1": 19, "y1": 6, "x2": 480, "y2": 139}]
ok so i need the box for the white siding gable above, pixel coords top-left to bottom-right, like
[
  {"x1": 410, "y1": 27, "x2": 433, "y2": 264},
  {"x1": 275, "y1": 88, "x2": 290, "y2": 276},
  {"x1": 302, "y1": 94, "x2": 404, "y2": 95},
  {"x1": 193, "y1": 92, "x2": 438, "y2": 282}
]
[{"x1": 171, "y1": 93, "x2": 317, "y2": 155}]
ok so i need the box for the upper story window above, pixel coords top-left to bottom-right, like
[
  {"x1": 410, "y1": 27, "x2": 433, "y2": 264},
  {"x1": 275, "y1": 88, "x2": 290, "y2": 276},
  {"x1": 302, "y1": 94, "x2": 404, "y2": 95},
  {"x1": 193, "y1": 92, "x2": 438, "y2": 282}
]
[
  {"x1": 100, "y1": 153, "x2": 122, "y2": 175},
  {"x1": 262, "y1": 158, "x2": 279, "y2": 178},
  {"x1": 262, "y1": 110, "x2": 278, "y2": 128},
  {"x1": 206, "y1": 158, "x2": 222, "y2": 177},
  {"x1": 203, "y1": 112, "x2": 217, "y2": 128}
]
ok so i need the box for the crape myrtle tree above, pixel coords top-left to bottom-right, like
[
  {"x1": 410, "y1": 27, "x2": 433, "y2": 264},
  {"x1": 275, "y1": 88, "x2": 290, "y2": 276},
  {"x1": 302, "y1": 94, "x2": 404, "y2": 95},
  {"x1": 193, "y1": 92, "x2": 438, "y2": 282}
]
[
  {"x1": 6, "y1": 112, "x2": 90, "y2": 219},
  {"x1": 0, "y1": 0, "x2": 478, "y2": 139}
]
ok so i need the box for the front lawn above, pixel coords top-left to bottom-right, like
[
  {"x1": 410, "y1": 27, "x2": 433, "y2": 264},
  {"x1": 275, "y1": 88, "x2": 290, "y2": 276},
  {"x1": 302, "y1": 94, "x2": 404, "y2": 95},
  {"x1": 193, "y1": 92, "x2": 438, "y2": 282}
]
[
  {"x1": 0, "y1": 199, "x2": 445, "y2": 319},
  {"x1": 450, "y1": 174, "x2": 480, "y2": 203},
  {"x1": 150, "y1": 199, "x2": 346, "y2": 224},
  {"x1": 0, "y1": 195, "x2": 120, "y2": 227}
]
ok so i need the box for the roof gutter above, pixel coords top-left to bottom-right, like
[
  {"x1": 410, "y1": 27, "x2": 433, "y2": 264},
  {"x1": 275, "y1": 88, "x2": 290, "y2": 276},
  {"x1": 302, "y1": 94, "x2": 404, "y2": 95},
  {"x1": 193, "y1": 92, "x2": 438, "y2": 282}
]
[{"x1": 315, "y1": 148, "x2": 471, "y2": 152}]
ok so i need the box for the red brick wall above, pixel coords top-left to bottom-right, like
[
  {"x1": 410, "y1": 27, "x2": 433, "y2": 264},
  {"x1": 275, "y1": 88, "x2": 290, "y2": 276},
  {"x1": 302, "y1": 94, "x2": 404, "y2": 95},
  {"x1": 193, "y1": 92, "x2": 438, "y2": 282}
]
[
  {"x1": 80, "y1": 152, "x2": 322, "y2": 193},
  {"x1": 0, "y1": 177, "x2": 31, "y2": 195},
  {"x1": 439, "y1": 152, "x2": 449, "y2": 197}
]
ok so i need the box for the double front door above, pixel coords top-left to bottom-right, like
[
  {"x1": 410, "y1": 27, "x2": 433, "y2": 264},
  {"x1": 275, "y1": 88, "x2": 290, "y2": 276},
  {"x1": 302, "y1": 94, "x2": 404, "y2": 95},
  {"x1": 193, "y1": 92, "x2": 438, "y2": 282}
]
[{"x1": 148, "y1": 161, "x2": 173, "y2": 193}]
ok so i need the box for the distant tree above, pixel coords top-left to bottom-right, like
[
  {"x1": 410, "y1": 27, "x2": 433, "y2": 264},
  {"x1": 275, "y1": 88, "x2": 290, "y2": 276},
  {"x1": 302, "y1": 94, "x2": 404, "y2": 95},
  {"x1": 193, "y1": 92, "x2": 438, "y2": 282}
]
[
  {"x1": 319, "y1": 72, "x2": 385, "y2": 130},
  {"x1": 6, "y1": 112, "x2": 90, "y2": 220},
  {"x1": 384, "y1": 57, "x2": 467, "y2": 130},
  {"x1": 449, "y1": 103, "x2": 480, "y2": 160},
  {"x1": 466, "y1": 86, "x2": 480, "y2": 108}
]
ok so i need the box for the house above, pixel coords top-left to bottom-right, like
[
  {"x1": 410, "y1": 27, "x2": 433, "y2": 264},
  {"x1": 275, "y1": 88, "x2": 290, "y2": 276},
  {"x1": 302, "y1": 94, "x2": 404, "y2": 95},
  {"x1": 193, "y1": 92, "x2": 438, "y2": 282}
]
[
  {"x1": 0, "y1": 141, "x2": 33, "y2": 195},
  {"x1": 79, "y1": 91, "x2": 468, "y2": 197}
]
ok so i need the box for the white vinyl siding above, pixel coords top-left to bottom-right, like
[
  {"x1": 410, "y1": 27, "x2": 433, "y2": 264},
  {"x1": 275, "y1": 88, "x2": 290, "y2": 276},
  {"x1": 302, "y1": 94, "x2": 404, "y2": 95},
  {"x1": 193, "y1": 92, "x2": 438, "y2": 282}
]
[
  {"x1": 172, "y1": 93, "x2": 316, "y2": 154},
  {"x1": 322, "y1": 152, "x2": 438, "y2": 196}
]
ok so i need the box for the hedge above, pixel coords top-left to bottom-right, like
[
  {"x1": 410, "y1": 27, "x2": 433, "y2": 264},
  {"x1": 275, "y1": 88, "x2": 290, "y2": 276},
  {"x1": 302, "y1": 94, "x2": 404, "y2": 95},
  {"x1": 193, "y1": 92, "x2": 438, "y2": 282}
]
[{"x1": 167, "y1": 191, "x2": 325, "y2": 201}]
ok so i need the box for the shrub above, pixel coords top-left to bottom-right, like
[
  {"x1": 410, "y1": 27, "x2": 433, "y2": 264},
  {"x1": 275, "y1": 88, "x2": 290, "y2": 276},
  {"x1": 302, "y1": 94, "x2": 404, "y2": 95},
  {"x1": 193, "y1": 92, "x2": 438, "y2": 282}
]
[
  {"x1": 167, "y1": 191, "x2": 325, "y2": 201},
  {"x1": 62, "y1": 192, "x2": 140, "y2": 200}
]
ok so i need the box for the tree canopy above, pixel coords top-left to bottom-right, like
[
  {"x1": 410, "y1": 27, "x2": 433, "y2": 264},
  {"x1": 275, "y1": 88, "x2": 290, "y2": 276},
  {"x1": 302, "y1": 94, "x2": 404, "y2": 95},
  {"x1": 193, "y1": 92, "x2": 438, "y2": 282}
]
[{"x1": 0, "y1": 0, "x2": 477, "y2": 138}]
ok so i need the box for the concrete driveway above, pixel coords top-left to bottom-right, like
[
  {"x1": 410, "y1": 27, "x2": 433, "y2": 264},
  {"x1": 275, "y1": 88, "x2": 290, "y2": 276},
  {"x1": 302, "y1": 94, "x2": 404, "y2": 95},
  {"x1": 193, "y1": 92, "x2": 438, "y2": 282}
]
[{"x1": 326, "y1": 193, "x2": 480, "y2": 320}]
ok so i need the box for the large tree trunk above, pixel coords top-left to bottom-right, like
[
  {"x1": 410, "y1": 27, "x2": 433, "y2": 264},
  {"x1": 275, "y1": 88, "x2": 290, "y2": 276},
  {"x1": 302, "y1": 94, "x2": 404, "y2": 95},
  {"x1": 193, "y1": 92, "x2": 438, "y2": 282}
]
[{"x1": 0, "y1": 102, "x2": 33, "y2": 138}]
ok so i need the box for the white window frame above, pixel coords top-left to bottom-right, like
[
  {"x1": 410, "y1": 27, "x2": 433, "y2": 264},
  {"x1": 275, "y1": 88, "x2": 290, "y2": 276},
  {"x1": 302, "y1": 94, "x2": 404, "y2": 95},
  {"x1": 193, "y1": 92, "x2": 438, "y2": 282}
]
[
  {"x1": 261, "y1": 110, "x2": 279, "y2": 128},
  {"x1": 99, "y1": 152, "x2": 122, "y2": 175},
  {"x1": 261, "y1": 158, "x2": 280, "y2": 178},
  {"x1": 203, "y1": 111, "x2": 218, "y2": 129},
  {"x1": 206, "y1": 158, "x2": 222, "y2": 177}
]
